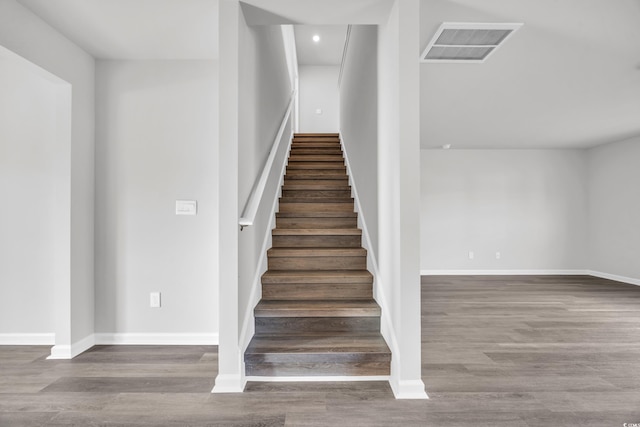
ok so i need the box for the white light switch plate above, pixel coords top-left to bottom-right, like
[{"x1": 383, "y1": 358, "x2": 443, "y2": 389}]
[{"x1": 176, "y1": 200, "x2": 197, "y2": 215}]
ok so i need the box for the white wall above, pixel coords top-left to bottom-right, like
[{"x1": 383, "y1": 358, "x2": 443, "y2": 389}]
[
  {"x1": 588, "y1": 137, "x2": 640, "y2": 281},
  {"x1": 237, "y1": 21, "x2": 292, "y2": 340},
  {"x1": 0, "y1": 0, "x2": 95, "y2": 353},
  {"x1": 420, "y1": 150, "x2": 589, "y2": 272},
  {"x1": 0, "y1": 59, "x2": 63, "y2": 339},
  {"x1": 298, "y1": 66, "x2": 339, "y2": 132},
  {"x1": 95, "y1": 60, "x2": 219, "y2": 337},
  {"x1": 340, "y1": 25, "x2": 379, "y2": 258}
]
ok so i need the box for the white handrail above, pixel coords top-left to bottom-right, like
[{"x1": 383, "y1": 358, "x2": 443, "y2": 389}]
[{"x1": 239, "y1": 91, "x2": 296, "y2": 228}]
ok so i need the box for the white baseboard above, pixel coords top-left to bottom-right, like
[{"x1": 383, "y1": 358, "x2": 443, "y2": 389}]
[
  {"x1": 94, "y1": 333, "x2": 219, "y2": 345},
  {"x1": 390, "y1": 379, "x2": 429, "y2": 399},
  {"x1": 48, "y1": 333, "x2": 95, "y2": 360},
  {"x1": 588, "y1": 270, "x2": 640, "y2": 287},
  {"x1": 421, "y1": 269, "x2": 589, "y2": 276},
  {"x1": 0, "y1": 333, "x2": 55, "y2": 345},
  {"x1": 211, "y1": 374, "x2": 245, "y2": 393},
  {"x1": 246, "y1": 375, "x2": 390, "y2": 382}
]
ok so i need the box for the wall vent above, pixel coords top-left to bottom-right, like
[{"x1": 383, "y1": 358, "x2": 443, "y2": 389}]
[{"x1": 421, "y1": 22, "x2": 523, "y2": 63}]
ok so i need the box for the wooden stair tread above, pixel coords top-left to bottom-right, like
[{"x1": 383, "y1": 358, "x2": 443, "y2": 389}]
[
  {"x1": 246, "y1": 334, "x2": 390, "y2": 355},
  {"x1": 256, "y1": 299, "x2": 379, "y2": 313},
  {"x1": 294, "y1": 133, "x2": 340, "y2": 137},
  {"x1": 262, "y1": 270, "x2": 372, "y2": 286},
  {"x1": 280, "y1": 197, "x2": 353, "y2": 203},
  {"x1": 288, "y1": 155, "x2": 344, "y2": 162},
  {"x1": 271, "y1": 229, "x2": 361, "y2": 236},
  {"x1": 267, "y1": 248, "x2": 366, "y2": 257},
  {"x1": 286, "y1": 163, "x2": 346, "y2": 169},
  {"x1": 276, "y1": 211, "x2": 357, "y2": 218},
  {"x1": 283, "y1": 183, "x2": 350, "y2": 190}
]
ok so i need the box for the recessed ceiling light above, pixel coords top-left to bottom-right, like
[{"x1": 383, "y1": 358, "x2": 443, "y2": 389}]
[{"x1": 312, "y1": 35, "x2": 320, "y2": 43}]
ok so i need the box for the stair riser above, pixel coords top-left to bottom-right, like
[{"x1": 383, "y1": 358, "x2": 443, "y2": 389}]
[
  {"x1": 282, "y1": 181, "x2": 350, "y2": 189},
  {"x1": 293, "y1": 138, "x2": 340, "y2": 144},
  {"x1": 280, "y1": 197, "x2": 353, "y2": 204},
  {"x1": 286, "y1": 169, "x2": 346, "y2": 177},
  {"x1": 245, "y1": 360, "x2": 391, "y2": 376},
  {"x1": 272, "y1": 235, "x2": 361, "y2": 248},
  {"x1": 288, "y1": 156, "x2": 344, "y2": 163},
  {"x1": 262, "y1": 283, "x2": 373, "y2": 300},
  {"x1": 268, "y1": 256, "x2": 366, "y2": 270},
  {"x1": 285, "y1": 175, "x2": 349, "y2": 182},
  {"x1": 276, "y1": 217, "x2": 358, "y2": 229},
  {"x1": 290, "y1": 149, "x2": 343, "y2": 155},
  {"x1": 287, "y1": 162, "x2": 346, "y2": 170},
  {"x1": 255, "y1": 316, "x2": 379, "y2": 334},
  {"x1": 279, "y1": 202, "x2": 354, "y2": 213},
  {"x1": 282, "y1": 190, "x2": 351, "y2": 198}
]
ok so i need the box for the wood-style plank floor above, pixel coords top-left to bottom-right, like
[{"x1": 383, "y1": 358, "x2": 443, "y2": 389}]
[{"x1": 2, "y1": 275, "x2": 640, "y2": 426}]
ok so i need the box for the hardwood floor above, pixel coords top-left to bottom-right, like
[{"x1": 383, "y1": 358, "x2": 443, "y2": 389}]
[{"x1": 2, "y1": 275, "x2": 640, "y2": 426}]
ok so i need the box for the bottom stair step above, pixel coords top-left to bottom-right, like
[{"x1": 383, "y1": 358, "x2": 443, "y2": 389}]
[{"x1": 245, "y1": 334, "x2": 391, "y2": 376}]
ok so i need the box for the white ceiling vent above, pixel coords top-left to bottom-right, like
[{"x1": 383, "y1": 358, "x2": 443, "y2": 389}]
[{"x1": 421, "y1": 23, "x2": 523, "y2": 63}]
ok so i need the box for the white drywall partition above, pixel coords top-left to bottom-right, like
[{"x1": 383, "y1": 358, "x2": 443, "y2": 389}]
[
  {"x1": 215, "y1": 0, "x2": 243, "y2": 393},
  {"x1": 588, "y1": 137, "x2": 640, "y2": 282},
  {"x1": 420, "y1": 149, "x2": 589, "y2": 273},
  {"x1": 377, "y1": 0, "x2": 427, "y2": 399},
  {"x1": 340, "y1": 25, "x2": 379, "y2": 258},
  {"x1": 94, "y1": 60, "x2": 219, "y2": 341},
  {"x1": 0, "y1": 0, "x2": 94, "y2": 357},
  {"x1": 298, "y1": 66, "x2": 339, "y2": 132},
  {"x1": 215, "y1": 0, "x2": 292, "y2": 393},
  {"x1": 0, "y1": 56, "x2": 69, "y2": 344}
]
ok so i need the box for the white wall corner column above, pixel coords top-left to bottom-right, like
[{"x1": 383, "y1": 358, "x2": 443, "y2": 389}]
[
  {"x1": 213, "y1": 0, "x2": 243, "y2": 393},
  {"x1": 0, "y1": 1, "x2": 96, "y2": 360},
  {"x1": 377, "y1": 0, "x2": 427, "y2": 399}
]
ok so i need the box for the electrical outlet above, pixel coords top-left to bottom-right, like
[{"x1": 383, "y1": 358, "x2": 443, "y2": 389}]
[
  {"x1": 468, "y1": 251, "x2": 474, "y2": 260},
  {"x1": 150, "y1": 292, "x2": 161, "y2": 308},
  {"x1": 496, "y1": 252, "x2": 501, "y2": 259}
]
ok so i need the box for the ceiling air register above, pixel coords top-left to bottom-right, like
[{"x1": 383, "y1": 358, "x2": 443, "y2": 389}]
[{"x1": 421, "y1": 22, "x2": 523, "y2": 63}]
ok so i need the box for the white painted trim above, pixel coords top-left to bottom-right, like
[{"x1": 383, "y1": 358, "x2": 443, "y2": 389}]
[
  {"x1": 246, "y1": 375, "x2": 390, "y2": 382},
  {"x1": 421, "y1": 269, "x2": 589, "y2": 276},
  {"x1": 212, "y1": 374, "x2": 245, "y2": 393},
  {"x1": 94, "y1": 333, "x2": 219, "y2": 345},
  {"x1": 239, "y1": 91, "x2": 296, "y2": 227},
  {"x1": 588, "y1": 270, "x2": 640, "y2": 287},
  {"x1": 0, "y1": 333, "x2": 55, "y2": 345},
  {"x1": 48, "y1": 334, "x2": 95, "y2": 360},
  {"x1": 390, "y1": 379, "x2": 430, "y2": 399}
]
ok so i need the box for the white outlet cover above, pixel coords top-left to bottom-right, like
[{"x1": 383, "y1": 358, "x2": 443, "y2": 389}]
[
  {"x1": 176, "y1": 200, "x2": 197, "y2": 215},
  {"x1": 468, "y1": 251, "x2": 474, "y2": 260},
  {"x1": 315, "y1": 108, "x2": 323, "y2": 115},
  {"x1": 150, "y1": 292, "x2": 161, "y2": 308}
]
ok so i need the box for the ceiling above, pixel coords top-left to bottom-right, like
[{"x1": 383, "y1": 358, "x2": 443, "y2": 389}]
[
  {"x1": 420, "y1": 0, "x2": 640, "y2": 149},
  {"x1": 295, "y1": 25, "x2": 348, "y2": 66},
  {"x1": 16, "y1": 0, "x2": 219, "y2": 59},
  {"x1": 13, "y1": 0, "x2": 640, "y2": 149}
]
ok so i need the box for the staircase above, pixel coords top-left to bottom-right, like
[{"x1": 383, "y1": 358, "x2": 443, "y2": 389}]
[{"x1": 245, "y1": 133, "x2": 391, "y2": 377}]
